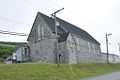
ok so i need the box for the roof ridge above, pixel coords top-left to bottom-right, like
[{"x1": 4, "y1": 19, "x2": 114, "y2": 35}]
[
  {"x1": 38, "y1": 12, "x2": 85, "y2": 32},
  {"x1": 36, "y1": 12, "x2": 100, "y2": 44},
  {"x1": 56, "y1": 17, "x2": 84, "y2": 30},
  {"x1": 38, "y1": 12, "x2": 83, "y2": 30}
]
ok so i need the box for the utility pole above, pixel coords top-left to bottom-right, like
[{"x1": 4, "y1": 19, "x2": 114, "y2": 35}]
[
  {"x1": 118, "y1": 43, "x2": 120, "y2": 53},
  {"x1": 51, "y1": 8, "x2": 64, "y2": 68},
  {"x1": 106, "y1": 33, "x2": 112, "y2": 63}
]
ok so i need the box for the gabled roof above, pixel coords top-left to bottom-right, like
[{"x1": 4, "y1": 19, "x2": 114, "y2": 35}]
[
  {"x1": 32, "y1": 12, "x2": 100, "y2": 44},
  {"x1": 58, "y1": 32, "x2": 69, "y2": 43}
]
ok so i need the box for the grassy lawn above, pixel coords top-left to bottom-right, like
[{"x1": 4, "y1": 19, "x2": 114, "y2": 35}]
[{"x1": 0, "y1": 63, "x2": 120, "y2": 80}]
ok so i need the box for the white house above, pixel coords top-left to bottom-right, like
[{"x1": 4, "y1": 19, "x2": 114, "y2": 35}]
[{"x1": 12, "y1": 46, "x2": 30, "y2": 63}]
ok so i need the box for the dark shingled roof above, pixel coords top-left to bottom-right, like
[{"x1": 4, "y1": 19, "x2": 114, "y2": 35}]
[
  {"x1": 38, "y1": 12, "x2": 100, "y2": 45},
  {"x1": 58, "y1": 32, "x2": 69, "y2": 43}
]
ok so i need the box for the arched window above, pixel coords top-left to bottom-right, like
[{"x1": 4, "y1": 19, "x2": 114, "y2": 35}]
[{"x1": 37, "y1": 24, "x2": 44, "y2": 39}]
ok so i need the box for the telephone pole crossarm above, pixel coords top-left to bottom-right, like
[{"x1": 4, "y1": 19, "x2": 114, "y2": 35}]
[{"x1": 53, "y1": 8, "x2": 64, "y2": 15}]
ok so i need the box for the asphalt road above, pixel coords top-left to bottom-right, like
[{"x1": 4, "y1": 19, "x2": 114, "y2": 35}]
[{"x1": 83, "y1": 71, "x2": 120, "y2": 80}]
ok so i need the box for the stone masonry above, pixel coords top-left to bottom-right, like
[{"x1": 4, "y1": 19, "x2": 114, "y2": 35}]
[{"x1": 27, "y1": 12, "x2": 102, "y2": 64}]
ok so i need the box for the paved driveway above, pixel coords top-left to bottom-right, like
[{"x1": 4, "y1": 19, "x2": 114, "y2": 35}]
[{"x1": 82, "y1": 71, "x2": 120, "y2": 80}]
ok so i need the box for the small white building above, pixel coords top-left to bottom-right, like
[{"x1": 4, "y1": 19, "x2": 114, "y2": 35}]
[
  {"x1": 5, "y1": 61, "x2": 12, "y2": 64},
  {"x1": 101, "y1": 53, "x2": 120, "y2": 63},
  {"x1": 101, "y1": 53, "x2": 107, "y2": 63},
  {"x1": 12, "y1": 46, "x2": 30, "y2": 63},
  {"x1": 109, "y1": 54, "x2": 120, "y2": 63}
]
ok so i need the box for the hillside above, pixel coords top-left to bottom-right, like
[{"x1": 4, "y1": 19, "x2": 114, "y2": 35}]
[
  {"x1": 0, "y1": 41, "x2": 27, "y2": 46},
  {"x1": 0, "y1": 41, "x2": 27, "y2": 62},
  {"x1": 0, "y1": 44, "x2": 16, "y2": 62},
  {"x1": 0, "y1": 63, "x2": 120, "y2": 80}
]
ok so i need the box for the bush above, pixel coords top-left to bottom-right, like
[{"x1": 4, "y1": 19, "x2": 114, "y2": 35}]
[
  {"x1": 0, "y1": 44, "x2": 16, "y2": 62},
  {"x1": 0, "y1": 58, "x2": 4, "y2": 63}
]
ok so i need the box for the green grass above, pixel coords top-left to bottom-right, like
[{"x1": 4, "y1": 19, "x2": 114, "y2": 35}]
[{"x1": 0, "y1": 63, "x2": 120, "y2": 80}]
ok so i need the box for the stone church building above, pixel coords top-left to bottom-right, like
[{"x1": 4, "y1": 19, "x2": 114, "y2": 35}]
[{"x1": 27, "y1": 12, "x2": 101, "y2": 64}]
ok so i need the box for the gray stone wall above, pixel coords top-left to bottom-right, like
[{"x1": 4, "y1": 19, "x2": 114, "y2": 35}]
[
  {"x1": 78, "y1": 53, "x2": 102, "y2": 63},
  {"x1": 28, "y1": 14, "x2": 102, "y2": 64},
  {"x1": 29, "y1": 39, "x2": 56, "y2": 63},
  {"x1": 12, "y1": 46, "x2": 30, "y2": 62},
  {"x1": 58, "y1": 41, "x2": 69, "y2": 63},
  {"x1": 66, "y1": 33, "x2": 101, "y2": 63},
  {"x1": 22, "y1": 47, "x2": 30, "y2": 62},
  {"x1": 28, "y1": 14, "x2": 57, "y2": 63},
  {"x1": 109, "y1": 54, "x2": 115, "y2": 63},
  {"x1": 101, "y1": 53, "x2": 107, "y2": 63},
  {"x1": 66, "y1": 33, "x2": 77, "y2": 64},
  {"x1": 28, "y1": 14, "x2": 53, "y2": 44},
  {"x1": 101, "y1": 53, "x2": 120, "y2": 63}
]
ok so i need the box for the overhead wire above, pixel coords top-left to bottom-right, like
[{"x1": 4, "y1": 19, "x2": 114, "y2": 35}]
[
  {"x1": 23, "y1": 0, "x2": 57, "y2": 13},
  {"x1": 0, "y1": 29, "x2": 28, "y2": 36},
  {"x1": 0, "y1": 16, "x2": 31, "y2": 26},
  {"x1": 41, "y1": 0, "x2": 89, "y2": 25},
  {"x1": 43, "y1": 0, "x2": 62, "y2": 8},
  {"x1": 0, "y1": 0, "x2": 54, "y2": 37},
  {"x1": 24, "y1": 0, "x2": 78, "y2": 21},
  {"x1": 38, "y1": 0, "x2": 62, "y2": 9},
  {"x1": 0, "y1": 0, "x2": 61, "y2": 27},
  {"x1": 0, "y1": 0, "x2": 88, "y2": 28},
  {"x1": 0, "y1": 0, "x2": 87, "y2": 37},
  {"x1": 45, "y1": 1, "x2": 86, "y2": 26}
]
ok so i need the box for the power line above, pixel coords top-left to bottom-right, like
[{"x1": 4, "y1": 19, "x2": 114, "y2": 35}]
[
  {"x1": 23, "y1": 0, "x2": 55, "y2": 12},
  {"x1": 24, "y1": 0, "x2": 87, "y2": 23},
  {"x1": 43, "y1": 0, "x2": 62, "y2": 8},
  {"x1": 0, "y1": 29, "x2": 28, "y2": 36},
  {"x1": 38, "y1": 0, "x2": 62, "y2": 9},
  {"x1": 24, "y1": 0, "x2": 88, "y2": 27},
  {"x1": 0, "y1": 16, "x2": 31, "y2": 25},
  {"x1": 40, "y1": 0, "x2": 77, "y2": 17},
  {"x1": 40, "y1": 0, "x2": 88, "y2": 24}
]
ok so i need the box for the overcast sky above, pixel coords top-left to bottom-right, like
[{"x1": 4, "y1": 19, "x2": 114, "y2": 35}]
[{"x1": 0, "y1": 0, "x2": 120, "y2": 54}]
